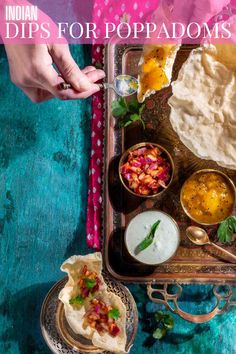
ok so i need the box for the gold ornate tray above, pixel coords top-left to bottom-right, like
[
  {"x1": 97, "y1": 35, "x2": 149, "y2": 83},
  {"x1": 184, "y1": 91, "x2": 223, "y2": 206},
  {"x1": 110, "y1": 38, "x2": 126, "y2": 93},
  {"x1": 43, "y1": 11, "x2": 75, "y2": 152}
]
[{"x1": 103, "y1": 38, "x2": 236, "y2": 286}]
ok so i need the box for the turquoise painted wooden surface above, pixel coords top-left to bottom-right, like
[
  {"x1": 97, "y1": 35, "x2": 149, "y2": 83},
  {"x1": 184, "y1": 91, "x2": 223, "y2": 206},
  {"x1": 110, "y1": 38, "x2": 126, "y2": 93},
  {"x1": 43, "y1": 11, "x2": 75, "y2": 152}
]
[{"x1": 0, "y1": 44, "x2": 235, "y2": 354}]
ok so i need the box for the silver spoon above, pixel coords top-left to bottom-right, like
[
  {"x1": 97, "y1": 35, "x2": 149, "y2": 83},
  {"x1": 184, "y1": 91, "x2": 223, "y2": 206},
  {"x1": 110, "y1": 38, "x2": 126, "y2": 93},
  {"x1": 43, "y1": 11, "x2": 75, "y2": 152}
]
[
  {"x1": 186, "y1": 226, "x2": 236, "y2": 263},
  {"x1": 60, "y1": 74, "x2": 139, "y2": 97}
]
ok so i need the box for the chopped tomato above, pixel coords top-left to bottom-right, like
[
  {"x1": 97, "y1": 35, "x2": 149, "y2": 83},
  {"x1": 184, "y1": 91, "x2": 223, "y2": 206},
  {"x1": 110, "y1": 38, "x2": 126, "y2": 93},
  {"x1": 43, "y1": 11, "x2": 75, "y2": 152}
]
[
  {"x1": 121, "y1": 145, "x2": 171, "y2": 196},
  {"x1": 109, "y1": 324, "x2": 120, "y2": 337},
  {"x1": 70, "y1": 266, "x2": 101, "y2": 304},
  {"x1": 84, "y1": 299, "x2": 121, "y2": 337}
]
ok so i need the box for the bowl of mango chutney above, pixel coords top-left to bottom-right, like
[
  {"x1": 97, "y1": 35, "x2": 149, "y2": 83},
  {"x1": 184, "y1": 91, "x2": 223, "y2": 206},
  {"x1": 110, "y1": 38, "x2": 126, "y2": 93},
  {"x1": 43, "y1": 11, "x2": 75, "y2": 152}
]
[{"x1": 180, "y1": 169, "x2": 236, "y2": 225}]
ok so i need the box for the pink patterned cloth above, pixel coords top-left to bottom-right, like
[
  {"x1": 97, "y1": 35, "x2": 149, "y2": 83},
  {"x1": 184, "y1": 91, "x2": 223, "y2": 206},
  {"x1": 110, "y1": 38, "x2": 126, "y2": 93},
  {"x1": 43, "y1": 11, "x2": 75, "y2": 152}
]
[
  {"x1": 86, "y1": 45, "x2": 104, "y2": 250},
  {"x1": 86, "y1": 0, "x2": 236, "y2": 250},
  {"x1": 93, "y1": 0, "x2": 159, "y2": 29}
]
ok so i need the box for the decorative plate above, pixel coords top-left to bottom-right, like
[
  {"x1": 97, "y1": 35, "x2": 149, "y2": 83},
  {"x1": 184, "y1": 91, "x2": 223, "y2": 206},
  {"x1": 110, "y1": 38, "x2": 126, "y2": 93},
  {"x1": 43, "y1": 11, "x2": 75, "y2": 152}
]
[{"x1": 40, "y1": 274, "x2": 138, "y2": 354}]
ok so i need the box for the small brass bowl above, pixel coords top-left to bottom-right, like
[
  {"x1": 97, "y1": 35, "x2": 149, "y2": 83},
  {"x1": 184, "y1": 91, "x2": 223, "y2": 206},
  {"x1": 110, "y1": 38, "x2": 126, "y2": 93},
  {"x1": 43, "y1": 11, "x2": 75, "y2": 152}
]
[
  {"x1": 180, "y1": 169, "x2": 236, "y2": 226},
  {"x1": 124, "y1": 210, "x2": 181, "y2": 266},
  {"x1": 119, "y1": 142, "x2": 174, "y2": 198}
]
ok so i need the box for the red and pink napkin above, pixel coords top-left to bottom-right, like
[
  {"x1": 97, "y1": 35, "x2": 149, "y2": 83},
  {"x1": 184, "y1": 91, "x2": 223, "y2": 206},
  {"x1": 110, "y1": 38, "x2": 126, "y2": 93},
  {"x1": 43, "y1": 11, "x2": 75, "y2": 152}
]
[{"x1": 86, "y1": 0, "x2": 158, "y2": 249}]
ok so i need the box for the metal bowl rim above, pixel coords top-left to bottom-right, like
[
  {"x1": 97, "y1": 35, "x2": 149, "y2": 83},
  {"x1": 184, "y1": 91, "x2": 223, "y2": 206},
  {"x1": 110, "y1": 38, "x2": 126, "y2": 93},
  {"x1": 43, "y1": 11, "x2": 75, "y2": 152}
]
[
  {"x1": 180, "y1": 169, "x2": 236, "y2": 226},
  {"x1": 124, "y1": 209, "x2": 181, "y2": 266},
  {"x1": 118, "y1": 142, "x2": 175, "y2": 198}
]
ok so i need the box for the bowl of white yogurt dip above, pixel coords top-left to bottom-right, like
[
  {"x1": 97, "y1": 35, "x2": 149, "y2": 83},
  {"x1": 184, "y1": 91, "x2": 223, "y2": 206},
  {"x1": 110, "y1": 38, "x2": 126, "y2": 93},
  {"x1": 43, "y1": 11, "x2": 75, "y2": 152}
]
[{"x1": 125, "y1": 210, "x2": 180, "y2": 265}]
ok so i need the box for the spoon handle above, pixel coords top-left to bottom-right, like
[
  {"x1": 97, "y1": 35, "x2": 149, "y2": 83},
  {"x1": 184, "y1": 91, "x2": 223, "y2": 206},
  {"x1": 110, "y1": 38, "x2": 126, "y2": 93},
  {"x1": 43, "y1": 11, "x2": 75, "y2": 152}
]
[
  {"x1": 209, "y1": 242, "x2": 236, "y2": 262},
  {"x1": 101, "y1": 83, "x2": 113, "y2": 90},
  {"x1": 60, "y1": 82, "x2": 106, "y2": 90}
]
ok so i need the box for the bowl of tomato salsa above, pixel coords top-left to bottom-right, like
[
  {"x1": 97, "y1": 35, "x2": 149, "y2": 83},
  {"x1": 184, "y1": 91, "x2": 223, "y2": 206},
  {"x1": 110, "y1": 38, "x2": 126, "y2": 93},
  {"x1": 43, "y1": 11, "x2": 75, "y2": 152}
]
[{"x1": 119, "y1": 142, "x2": 174, "y2": 198}]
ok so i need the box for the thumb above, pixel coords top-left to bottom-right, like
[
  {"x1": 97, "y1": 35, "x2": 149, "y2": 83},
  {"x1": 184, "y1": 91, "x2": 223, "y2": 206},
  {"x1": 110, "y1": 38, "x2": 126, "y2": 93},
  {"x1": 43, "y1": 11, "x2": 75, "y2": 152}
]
[{"x1": 49, "y1": 44, "x2": 95, "y2": 92}]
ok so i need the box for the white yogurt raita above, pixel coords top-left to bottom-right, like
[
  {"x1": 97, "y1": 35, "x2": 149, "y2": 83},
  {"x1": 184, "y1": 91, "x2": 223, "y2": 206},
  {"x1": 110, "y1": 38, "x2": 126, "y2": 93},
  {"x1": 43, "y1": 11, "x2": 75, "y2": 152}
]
[{"x1": 125, "y1": 211, "x2": 180, "y2": 265}]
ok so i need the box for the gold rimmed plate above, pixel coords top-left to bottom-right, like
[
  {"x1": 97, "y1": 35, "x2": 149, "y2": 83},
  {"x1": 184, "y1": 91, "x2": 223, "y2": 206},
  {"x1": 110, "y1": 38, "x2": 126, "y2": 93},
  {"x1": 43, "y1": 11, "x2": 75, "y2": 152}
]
[{"x1": 40, "y1": 274, "x2": 138, "y2": 354}]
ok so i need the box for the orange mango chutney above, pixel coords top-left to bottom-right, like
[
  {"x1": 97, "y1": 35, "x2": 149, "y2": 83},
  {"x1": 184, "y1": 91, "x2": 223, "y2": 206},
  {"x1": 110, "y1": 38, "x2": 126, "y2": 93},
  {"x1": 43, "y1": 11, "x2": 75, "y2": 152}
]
[
  {"x1": 181, "y1": 172, "x2": 235, "y2": 224},
  {"x1": 139, "y1": 46, "x2": 172, "y2": 97}
]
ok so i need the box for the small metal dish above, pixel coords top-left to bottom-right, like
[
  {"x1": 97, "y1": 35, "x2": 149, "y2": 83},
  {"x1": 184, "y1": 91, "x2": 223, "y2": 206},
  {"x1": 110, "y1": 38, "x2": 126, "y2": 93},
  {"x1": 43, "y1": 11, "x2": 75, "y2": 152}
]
[
  {"x1": 124, "y1": 210, "x2": 181, "y2": 266},
  {"x1": 40, "y1": 275, "x2": 138, "y2": 354},
  {"x1": 180, "y1": 169, "x2": 236, "y2": 226},
  {"x1": 119, "y1": 142, "x2": 175, "y2": 198}
]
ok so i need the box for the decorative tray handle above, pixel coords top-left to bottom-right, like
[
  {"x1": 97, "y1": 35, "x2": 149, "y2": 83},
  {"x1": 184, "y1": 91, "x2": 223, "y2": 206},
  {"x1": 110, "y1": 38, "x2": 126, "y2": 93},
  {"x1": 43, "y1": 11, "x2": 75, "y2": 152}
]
[{"x1": 147, "y1": 283, "x2": 236, "y2": 323}]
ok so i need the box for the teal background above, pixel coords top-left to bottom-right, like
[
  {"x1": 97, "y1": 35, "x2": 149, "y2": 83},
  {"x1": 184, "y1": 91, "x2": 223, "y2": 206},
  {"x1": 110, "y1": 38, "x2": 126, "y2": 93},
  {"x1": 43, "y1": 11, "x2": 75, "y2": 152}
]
[{"x1": 0, "y1": 44, "x2": 235, "y2": 354}]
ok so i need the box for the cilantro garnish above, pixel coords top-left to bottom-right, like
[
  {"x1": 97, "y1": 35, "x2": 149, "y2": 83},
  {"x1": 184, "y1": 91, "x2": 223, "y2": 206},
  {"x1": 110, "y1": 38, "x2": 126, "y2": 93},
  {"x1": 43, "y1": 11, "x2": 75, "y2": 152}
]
[
  {"x1": 143, "y1": 311, "x2": 174, "y2": 344},
  {"x1": 69, "y1": 294, "x2": 84, "y2": 305},
  {"x1": 152, "y1": 311, "x2": 174, "y2": 339},
  {"x1": 132, "y1": 285, "x2": 174, "y2": 347},
  {"x1": 84, "y1": 278, "x2": 97, "y2": 289},
  {"x1": 111, "y1": 97, "x2": 145, "y2": 129},
  {"x1": 108, "y1": 308, "x2": 120, "y2": 320},
  {"x1": 217, "y1": 216, "x2": 236, "y2": 243}
]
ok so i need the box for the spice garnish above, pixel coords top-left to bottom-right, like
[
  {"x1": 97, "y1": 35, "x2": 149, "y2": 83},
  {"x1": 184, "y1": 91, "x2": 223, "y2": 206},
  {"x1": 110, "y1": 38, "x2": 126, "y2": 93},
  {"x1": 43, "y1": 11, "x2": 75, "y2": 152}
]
[
  {"x1": 108, "y1": 308, "x2": 120, "y2": 320},
  {"x1": 217, "y1": 216, "x2": 236, "y2": 243},
  {"x1": 111, "y1": 97, "x2": 145, "y2": 129},
  {"x1": 69, "y1": 294, "x2": 84, "y2": 305}
]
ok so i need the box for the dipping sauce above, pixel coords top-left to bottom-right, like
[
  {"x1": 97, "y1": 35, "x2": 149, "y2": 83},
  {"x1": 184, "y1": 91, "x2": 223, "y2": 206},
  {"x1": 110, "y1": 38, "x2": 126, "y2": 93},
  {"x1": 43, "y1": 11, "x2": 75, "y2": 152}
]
[
  {"x1": 181, "y1": 170, "x2": 235, "y2": 225},
  {"x1": 125, "y1": 211, "x2": 180, "y2": 265},
  {"x1": 120, "y1": 143, "x2": 173, "y2": 197}
]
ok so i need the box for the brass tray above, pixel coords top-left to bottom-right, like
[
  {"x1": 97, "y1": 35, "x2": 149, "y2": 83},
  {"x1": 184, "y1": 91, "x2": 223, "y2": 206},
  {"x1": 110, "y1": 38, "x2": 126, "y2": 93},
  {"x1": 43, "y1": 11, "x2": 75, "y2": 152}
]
[{"x1": 102, "y1": 37, "x2": 236, "y2": 322}]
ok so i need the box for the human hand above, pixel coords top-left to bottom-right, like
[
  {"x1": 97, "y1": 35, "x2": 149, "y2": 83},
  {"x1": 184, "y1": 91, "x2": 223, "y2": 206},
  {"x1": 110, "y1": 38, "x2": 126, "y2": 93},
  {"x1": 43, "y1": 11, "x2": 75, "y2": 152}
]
[{"x1": 4, "y1": 43, "x2": 105, "y2": 102}]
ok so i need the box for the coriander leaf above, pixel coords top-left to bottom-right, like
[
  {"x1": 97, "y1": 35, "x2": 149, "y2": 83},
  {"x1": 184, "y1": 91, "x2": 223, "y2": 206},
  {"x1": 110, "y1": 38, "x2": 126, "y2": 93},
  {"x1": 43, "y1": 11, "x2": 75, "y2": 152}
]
[
  {"x1": 127, "y1": 98, "x2": 141, "y2": 113},
  {"x1": 130, "y1": 113, "x2": 140, "y2": 121},
  {"x1": 119, "y1": 97, "x2": 127, "y2": 107},
  {"x1": 139, "y1": 104, "x2": 146, "y2": 129},
  {"x1": 119, "y1": 119, "x2": 130, "y2": 128},
  {"x1": 217, "y1": 222, "x2": 229, "y2": 243},
  {"x1": 154, "y1": 311, "x2": 164, "y2": 322},
  {"x1": 84, "y1": 278, "x2": 97, "y2": 289},
  {"x1": 112, "y1": 106, "x2": 127, "y2": 117},
  {"x1": 163, "y1": 314, "x2": 174, "y2": 329},
  {"x1": 112, "y1": 98, "x2": 128, "y2": 117},
  {"x1": 154, "y1": 312, "x2": 174, "y2": 329},
  {"x1": 134, "y1": 220, "x2": 161, "y2": 255},
  {"x1": 143, "y1": 311, "x2": 174, "y2": 346},
  {"x1": 108, "y1": 308, "x2": 120, "y2": 320},
  {"x1": 69, "y1": 294, "x2": 84, "y2": 305},
  {"x1": 225, "y1": 230, "x2": 233, "y2": 243},
  {"x1": 228, "y1": 216, "x2": 236, "y2": 233},
  {"x1": 139, "y1": 104, "x2": 145, "y2": 115},
  {"x1": 153, "y1": 327, "x2": 167, "y2": 340},
  {"x1": 119, "y1": 113, "x2": 143, "y2": 128},
  {"x1": 217, "y1": 216, "x2": 236, "y2": 243}
]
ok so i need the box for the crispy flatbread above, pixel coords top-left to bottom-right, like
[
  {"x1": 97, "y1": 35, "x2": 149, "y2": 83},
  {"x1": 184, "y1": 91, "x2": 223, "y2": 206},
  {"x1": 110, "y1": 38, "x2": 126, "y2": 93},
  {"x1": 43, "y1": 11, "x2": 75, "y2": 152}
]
[
  {"x1": 206, "y1": 44, "x2": 236, "y2": 73},
  {"x1": 59, "y1": 253, "x2": 106, "y2": 339},
  {"x1": 58, "y1": 253, "x2": 127, "y2": 353},
  {"x1": 137, "y1": 44, "x2": 180, "y2": 103},
  {"x1": 168, "y1": 45, "x2": 236, "y2": 170},
  {"x1": 87, "y1": 291, "x2": 127, "y2": 353}
]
